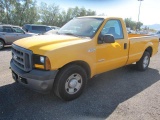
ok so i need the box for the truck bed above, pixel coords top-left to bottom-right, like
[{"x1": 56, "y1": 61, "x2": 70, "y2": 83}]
[
  {"x1": 128, "y1": 33, "x2": 149, "y2": 38},
  {"x1": 126, "y1": 34, "x2": 159, "y2": 65}
]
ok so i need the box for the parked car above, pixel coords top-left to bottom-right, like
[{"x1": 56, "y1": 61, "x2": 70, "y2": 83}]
[
  {"x1": 22, "y1": 24, "x2": 52, "y2": 34},
  {"x1": 0, "y1": 25, "x2": 36, "y2": 50},
  {"x1": 10, "y1": 16, "x2": 159, "y2": 101}
]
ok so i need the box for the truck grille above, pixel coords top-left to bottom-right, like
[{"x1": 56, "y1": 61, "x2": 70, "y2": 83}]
[{"x1": 12, "y1": 44, "x2": 32, "y2": 72}]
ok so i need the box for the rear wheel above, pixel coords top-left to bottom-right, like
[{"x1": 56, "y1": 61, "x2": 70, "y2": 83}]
[
  {"x1": 53, "y1": 65, "x2": 87, "y2": 101},
  {"x1": 0, "y1": 40, "x2": 4, "y2": 50},
  {"x1": 136, "y1": 51, "x2": 150, "y2": 71}
]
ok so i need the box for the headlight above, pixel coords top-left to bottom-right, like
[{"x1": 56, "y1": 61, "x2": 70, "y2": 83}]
[
  {"x1": 40, "y1": 56, "x2": 45, "y2": 63},
  {"x1": 33, "y1": 54, "x2": 51, "y2": 70}
]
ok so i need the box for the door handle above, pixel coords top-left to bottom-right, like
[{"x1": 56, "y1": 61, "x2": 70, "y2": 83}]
[{"x1": 124, "y1": 43, "x2": 127, "y2": 49}]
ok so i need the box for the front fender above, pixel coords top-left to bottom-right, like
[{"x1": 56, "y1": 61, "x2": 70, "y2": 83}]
[{"x1": 46, "y1": 41, "x2": 96, "y2": 77}]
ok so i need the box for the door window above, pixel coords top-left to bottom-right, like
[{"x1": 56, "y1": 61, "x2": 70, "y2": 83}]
[
  {"x1": 3, "y1": 27, "x2": 13, "y2": 33},
  {"x1": 13, "y1": 27, "x2": 25, "y2": 33},
  {"x1": 32, "y1": 26, "x2": 46, "y2": 32},
  {"x1": 100, "y1": 19, "x2": 124, "y2": 40}
]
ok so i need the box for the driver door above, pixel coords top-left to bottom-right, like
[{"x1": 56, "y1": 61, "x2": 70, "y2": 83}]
[{"x1": 96, "y1": 19, "x2": 129, "y2": 74}]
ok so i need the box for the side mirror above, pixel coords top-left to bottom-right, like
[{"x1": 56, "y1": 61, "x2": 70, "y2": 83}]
[
  {"x1": 103, "y1": 34, "x2": 115, "y2": 43},
  {"x1": 98, "y1": 34, "x2": 115, "y2": 44}
]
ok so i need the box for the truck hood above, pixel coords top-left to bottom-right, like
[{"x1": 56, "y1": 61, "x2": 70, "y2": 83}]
[{"x1": 13, "y1": 34, "x2": 91, "y2": 53}]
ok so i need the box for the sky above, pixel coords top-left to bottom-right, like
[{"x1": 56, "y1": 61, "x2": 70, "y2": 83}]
[{"x1": 37, "y1": 0, "x2": 160, "y2": 25}]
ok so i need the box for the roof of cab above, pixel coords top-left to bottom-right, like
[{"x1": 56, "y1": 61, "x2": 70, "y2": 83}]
[{"x1": 77, "y1": 16, "x2": 122, "y2": 19}]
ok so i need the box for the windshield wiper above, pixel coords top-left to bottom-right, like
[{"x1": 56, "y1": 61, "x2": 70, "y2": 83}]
[
  {"x1": 59, "y1": 32, "x2": 79, "y2": 37},
  {"x1": 58, "y1": 32, "x2": 89, "y2": 38}
]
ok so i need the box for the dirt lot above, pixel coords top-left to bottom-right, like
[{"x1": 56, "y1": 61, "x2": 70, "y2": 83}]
[{"x1": 0, "y1": 45, "x2": 160, "y2": 120}]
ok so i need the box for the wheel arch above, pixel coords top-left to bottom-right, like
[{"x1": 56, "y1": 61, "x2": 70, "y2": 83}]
[
  {"x1": 58, "y1": 60, "x2": 91, "y2": 79},
  {"x1": 0, "y1": 38, "x2": 5, "y2": 45},
  {"x1": 145, "y1": 46, "x2": 153, "y2": 57}
]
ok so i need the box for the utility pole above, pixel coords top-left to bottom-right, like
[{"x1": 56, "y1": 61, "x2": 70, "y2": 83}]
[
  {"x1": 138, "y1": 0, "x2": 143, "y2": 22},
  {"x1": 137, "y1": 0, "x2": 143, "y2": 31}
]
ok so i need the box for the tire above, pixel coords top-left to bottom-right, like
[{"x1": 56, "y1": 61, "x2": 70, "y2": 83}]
[
  {"x1": 136, "y1": 51, "x2": 150, "y2": 71},
  {"x1": 53, "y1": 64, "x2": 87, "y2": 101},
  {"x1": 0, "y1": 40, "x2": 4, "y2": 50}
]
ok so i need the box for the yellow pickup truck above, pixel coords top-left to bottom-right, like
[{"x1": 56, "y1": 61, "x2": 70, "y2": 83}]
[{"x1": 10, "y1": 16, "x2": 159, "y2": 101}]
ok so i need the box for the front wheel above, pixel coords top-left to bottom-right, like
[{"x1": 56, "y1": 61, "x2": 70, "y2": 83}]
[
  {"x1": 53, "y1": 65, "x2": 87, "y2": 101},
  {"x1": 136, "y1": 51, "x2": 150, "y2": 71}
]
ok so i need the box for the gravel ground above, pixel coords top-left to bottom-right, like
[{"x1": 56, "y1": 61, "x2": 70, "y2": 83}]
[{"x1": 0, "y1": 45, "x2": 160, "y2": 120}]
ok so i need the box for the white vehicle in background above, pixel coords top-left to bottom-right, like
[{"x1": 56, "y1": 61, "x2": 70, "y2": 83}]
[
  {"x1": 49, "y1": 26, "x2": 60, "y2": 30},
  {"x1": 150, "y1": 31, "x2": 160, "y2": 41},
  {"x1": 38, "y1": 26, "x2": 60, "y2": 35},
  {"x1": 39, "y1": 29, "x2": 58, "y2": 35},
  {"x1": 155, "y1": 31, "x2": 160, "y2": 41}
]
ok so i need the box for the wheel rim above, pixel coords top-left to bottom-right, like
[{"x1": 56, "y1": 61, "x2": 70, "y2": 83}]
[
  {"x1": 65, "y1": 73, "x2": 82, "y2": 94},
  {"x1": 0, "y1": 41, "x2": 3, "y2": 49},
  {"x1": 143, "y1": 56, "x2": 149, "y2": 68}
]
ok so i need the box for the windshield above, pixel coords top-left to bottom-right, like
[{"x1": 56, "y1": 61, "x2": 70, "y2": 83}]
[{"x1": 58, "y1": 18, "x2": 104, "y2": 37}]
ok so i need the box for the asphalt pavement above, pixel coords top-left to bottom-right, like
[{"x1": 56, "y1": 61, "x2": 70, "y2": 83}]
[{"x1": 0, "y1": 45, "x2": 160, "y2": 120}]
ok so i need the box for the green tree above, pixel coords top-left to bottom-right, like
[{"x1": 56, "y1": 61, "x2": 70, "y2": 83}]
[
  {"x1": 136, "y1": 21, "x2": 143, "y2": 30},
  {"x1": 144, "y1": 26, "x2": 149, "y2": 30},
  {"x1": 39, "y1": 2, "x2": 60, "y2": 26},
  {"x1": 12, "y1": 0, "x2": 39, "y2": 26},
  {"x1": 0, "y1": 0, "x2": 39, "y2": 26},
  {"x1": 0, "y1": 0, "x2": 16, "y2": 24},
  {"x1": 124, "y1": 18, "x2": 136, "y2": 30},
  {"x1": 0, "y1": 1, "x2": 5, "y2": 23},
  {"x1": 0, "y1": 1, "x2": 97, "y2": 27},
  {"x1": 124, "y1": 18, "x2": 143, "y2": 30},
  {"x1": 58, "y1": 6, "x2": 96, "y2": 27},
  {"x1": 39, "y1": 5, "x2": 96, "y2": 27},
  {"x1": 57, "y1": 10, "x2": 67, "y2": 27}
]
